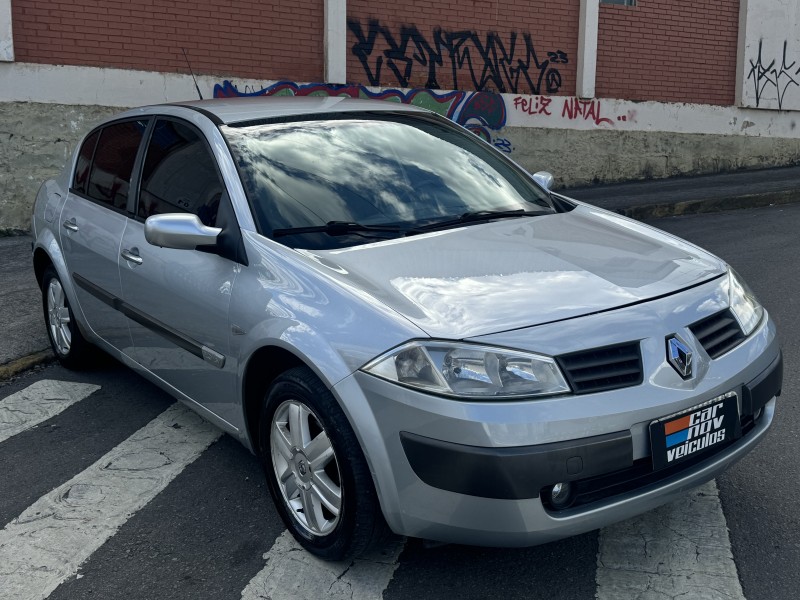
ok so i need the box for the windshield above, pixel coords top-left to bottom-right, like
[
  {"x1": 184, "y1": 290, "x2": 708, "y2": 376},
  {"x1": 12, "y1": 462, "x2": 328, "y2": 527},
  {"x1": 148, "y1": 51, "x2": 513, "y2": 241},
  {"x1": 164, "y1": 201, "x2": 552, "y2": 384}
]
[{"x1": 222, "y1": 112, "x2": 555, "y2": 249}]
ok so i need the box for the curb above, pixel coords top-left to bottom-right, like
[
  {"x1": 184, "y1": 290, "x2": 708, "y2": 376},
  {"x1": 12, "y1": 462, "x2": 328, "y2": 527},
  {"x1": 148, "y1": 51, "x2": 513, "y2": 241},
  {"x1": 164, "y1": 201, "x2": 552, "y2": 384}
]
[
  {"x1": 571, "y1": 190, "x2": 800, "y2": 221},
  {"x1": 0, "y1": 350, "x2": 55, "y2": 381}
]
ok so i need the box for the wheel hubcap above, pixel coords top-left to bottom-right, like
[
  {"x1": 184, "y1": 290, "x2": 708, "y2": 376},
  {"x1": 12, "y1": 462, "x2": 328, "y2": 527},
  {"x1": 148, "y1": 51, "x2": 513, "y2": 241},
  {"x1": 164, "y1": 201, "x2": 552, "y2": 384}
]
[
  {"x1": 270, "y1": 399, "x2": 342, "y2": 536},
  {"x1": 47, "y1": 279, "x2": 71, "y2": 356}
]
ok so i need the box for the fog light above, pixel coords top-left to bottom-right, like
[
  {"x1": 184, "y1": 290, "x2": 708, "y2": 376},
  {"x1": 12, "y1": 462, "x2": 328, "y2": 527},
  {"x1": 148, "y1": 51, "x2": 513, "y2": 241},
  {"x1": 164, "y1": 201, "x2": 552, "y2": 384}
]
[
  {"x1": 754, "y1": 407, "x2": 763, "y2": 422},
  {"x1": 550, "y1": 482, "x2": 573, "y2": 509}
]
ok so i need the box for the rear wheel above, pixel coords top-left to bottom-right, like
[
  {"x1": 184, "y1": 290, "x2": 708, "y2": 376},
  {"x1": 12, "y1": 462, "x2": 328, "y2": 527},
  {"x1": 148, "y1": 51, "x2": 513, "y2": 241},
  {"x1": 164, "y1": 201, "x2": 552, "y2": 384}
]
[
  {"x1": 42, "y1": 266, "x2": 93, "y2": 369},
  {"x1": 259, "y1": 366, "x2": 391, "y2": 560}
]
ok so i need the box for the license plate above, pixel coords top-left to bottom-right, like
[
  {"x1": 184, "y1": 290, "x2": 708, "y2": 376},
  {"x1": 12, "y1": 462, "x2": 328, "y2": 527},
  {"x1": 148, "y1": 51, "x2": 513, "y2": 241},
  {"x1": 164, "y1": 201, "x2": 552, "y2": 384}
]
[{"x1": 649, "y1": 392, "x2": 741, "y2": 471}]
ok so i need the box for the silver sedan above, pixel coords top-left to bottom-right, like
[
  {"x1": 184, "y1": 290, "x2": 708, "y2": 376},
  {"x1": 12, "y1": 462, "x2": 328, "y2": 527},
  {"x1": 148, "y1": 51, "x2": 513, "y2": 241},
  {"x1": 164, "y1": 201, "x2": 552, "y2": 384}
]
[{"x1": 31, "y1": 97, "x2": 782, "y2": 560}]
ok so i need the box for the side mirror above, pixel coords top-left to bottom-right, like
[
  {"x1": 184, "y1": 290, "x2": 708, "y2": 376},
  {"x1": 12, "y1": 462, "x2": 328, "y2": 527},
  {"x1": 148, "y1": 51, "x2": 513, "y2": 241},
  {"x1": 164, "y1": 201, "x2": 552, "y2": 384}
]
[
  {"x1": 532, "y1": 171, "x2": 555, "y2": 191},
  {"x1": 144, "y1": 214, "x2": 222, "y2": 250}
]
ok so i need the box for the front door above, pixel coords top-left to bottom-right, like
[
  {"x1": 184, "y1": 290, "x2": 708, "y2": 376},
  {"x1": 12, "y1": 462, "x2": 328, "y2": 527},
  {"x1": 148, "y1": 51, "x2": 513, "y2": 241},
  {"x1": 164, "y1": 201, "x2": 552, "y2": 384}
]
[{"x1": 118, "y1": 117, "x2": 240, "y2": 425}]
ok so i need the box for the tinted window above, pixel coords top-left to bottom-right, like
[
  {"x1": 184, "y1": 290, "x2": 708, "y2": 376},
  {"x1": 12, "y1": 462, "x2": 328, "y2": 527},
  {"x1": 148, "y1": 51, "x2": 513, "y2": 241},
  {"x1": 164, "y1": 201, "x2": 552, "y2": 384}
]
[
  {"x1": 86, "y1": 120, "x2": 147, "y2": 210},
  {"x1": 222, "y1": 114, "x2": 554, "y2": 249},
  {"x1": 138, "y1": 119, "x2": 224, "y2": 227},
  {"x1": 73, "y1": 130, "x2": 99, "y2": 195}
]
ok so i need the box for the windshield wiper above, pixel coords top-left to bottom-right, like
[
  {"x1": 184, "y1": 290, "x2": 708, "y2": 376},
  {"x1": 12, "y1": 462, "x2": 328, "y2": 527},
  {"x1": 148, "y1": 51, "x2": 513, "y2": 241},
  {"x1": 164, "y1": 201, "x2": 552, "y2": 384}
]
[
  {"x1": 408, "y1": 209, "x2": 548, "y2": 233},
  {"x1": 272, "y1": 221, "x2": 408, "y2": 238}
]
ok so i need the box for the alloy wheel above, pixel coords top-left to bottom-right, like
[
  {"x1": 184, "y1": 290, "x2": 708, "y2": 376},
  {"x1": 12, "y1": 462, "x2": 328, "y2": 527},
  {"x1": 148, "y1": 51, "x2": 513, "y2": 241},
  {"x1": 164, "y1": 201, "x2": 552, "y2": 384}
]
[
  {"x1": 270, "y1": 399, "x2": 343, "y2": 536},
  {"x1": 47, "y1": 278, "x2": 72, "y2": 356}
]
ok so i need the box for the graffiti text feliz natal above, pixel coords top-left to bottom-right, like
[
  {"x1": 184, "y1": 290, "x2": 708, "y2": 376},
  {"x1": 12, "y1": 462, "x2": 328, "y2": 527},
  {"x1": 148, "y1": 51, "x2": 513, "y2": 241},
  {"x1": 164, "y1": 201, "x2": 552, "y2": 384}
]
[{"x1": 513, "y1": 95, "x2": 629, "y2": 126}]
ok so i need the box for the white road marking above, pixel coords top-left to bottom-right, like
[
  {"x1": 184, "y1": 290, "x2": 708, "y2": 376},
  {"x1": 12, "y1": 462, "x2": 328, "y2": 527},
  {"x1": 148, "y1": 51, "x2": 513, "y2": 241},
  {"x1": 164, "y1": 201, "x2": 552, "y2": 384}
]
[
  {"x1": 596, "y1": 480, "x2": 745, "y2": 600},
  {"x1": 241, "y1": 530, "x2": 405, "y2": 600},
  {"x1": 0, "y1": 380, "x2": 100, "y2": 444},
  {"x1": 0, "y1": 403, "x2": 221, "y2": 600}
]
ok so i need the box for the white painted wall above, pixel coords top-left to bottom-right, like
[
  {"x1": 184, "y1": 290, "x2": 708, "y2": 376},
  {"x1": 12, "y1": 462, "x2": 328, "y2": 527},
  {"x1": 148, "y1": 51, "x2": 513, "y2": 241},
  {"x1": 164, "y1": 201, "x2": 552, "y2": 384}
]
[
  {"x1": 1, "y1": 61, "x2": 799, "y2": 140},
  {"x1": 0, "y1": 0, "x2": 13, "y2": 62},
  {"x1": 738, "y1": 0, "x2": 800, "y2": 110}
]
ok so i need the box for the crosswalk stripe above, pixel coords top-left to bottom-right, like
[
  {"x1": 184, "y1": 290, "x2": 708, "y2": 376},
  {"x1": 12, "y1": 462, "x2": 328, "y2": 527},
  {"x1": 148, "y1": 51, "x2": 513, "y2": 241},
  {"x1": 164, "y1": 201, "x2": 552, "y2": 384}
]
[
  {"x1": 0, "y1": 403, "x2": 221, "y2": 600},
  {"x1": 595, "y1": 480, "x2": 745, "y2": 600},
  {"x1": 241, "y1": 530, "x2": 404, "y2": 600},
  {"x1": 0, "y1": 380, "x2": 100, "y2": 444}
]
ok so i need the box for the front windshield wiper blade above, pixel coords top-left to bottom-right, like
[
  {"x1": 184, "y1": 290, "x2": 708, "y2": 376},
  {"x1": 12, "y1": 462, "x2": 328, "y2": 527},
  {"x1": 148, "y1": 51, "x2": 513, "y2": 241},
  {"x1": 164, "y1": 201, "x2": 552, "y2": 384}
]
[
  {"x1": 272, "y1": 221, "x2": 408, "y2": 238},
  {"x1": 408, "y1": 209, "x2": 548, "y2": 233}
]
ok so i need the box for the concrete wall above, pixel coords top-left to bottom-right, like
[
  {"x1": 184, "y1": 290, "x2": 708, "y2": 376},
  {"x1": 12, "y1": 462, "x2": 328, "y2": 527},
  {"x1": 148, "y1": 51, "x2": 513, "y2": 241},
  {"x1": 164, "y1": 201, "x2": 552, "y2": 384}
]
[{"x1": 0, "y1": 102, "x2": 118, "y2": 233}]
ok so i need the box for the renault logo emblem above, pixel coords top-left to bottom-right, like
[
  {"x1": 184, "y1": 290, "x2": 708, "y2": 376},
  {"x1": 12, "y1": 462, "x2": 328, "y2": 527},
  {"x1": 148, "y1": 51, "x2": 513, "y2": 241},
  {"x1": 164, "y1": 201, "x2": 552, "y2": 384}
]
[{"x1": 666, "y1": 335, "x2": 693, "y2": 379}]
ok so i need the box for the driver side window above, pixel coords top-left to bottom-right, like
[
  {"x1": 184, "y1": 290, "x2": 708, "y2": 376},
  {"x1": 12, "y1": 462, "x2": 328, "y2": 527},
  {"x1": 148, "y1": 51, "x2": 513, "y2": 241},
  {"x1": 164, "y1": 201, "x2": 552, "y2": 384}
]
[{"x1": 138, "y1": 119, "x2": 226, "y2": 227}]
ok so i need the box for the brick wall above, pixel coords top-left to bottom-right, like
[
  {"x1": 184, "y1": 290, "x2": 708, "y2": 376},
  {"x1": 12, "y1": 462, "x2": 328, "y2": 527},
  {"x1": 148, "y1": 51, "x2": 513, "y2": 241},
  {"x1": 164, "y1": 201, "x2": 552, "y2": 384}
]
[
  {"x1": 595, "y1": 0, "x2": 739, "y2": 105},
  {"x1": 346, "y1": 1, "x2": 579, "y2": 95},
  {"x1": 11, "y1": 0, "x2": 323, "y2": 81}
]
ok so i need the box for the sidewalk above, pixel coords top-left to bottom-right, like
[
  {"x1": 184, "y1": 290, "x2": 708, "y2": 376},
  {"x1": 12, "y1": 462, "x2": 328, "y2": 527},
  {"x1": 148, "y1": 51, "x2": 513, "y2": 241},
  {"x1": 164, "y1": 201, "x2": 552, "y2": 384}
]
[{"x1": 1, "y1": 164, "x2": 799, "y2": 380}]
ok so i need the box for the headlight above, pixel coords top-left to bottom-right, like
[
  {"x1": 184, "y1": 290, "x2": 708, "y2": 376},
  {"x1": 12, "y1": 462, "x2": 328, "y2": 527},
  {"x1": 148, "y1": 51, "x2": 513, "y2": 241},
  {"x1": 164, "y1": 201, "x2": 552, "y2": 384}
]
[
  {"x1": 362, "y1": 341, "x2": 570, "y2": 398},
  {"x1": 727, "y1": 268, "x2": 763, "y2": 336}
]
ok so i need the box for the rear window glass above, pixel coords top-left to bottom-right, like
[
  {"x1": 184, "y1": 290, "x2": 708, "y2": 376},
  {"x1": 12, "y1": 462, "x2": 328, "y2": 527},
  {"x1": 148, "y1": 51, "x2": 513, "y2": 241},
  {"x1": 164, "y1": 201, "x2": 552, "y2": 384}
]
[{"x1": 86, "y1": 120, "x2": 147, "y2": 210}]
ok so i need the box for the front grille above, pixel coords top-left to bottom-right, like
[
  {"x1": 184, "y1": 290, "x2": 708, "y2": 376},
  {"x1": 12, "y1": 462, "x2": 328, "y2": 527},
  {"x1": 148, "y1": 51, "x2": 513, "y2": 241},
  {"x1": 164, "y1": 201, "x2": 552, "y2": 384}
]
[
  {"x1": 556, "y1": 342, "x2": 643, "y2": 395},
  {"x1": 689, "y1": 309, "x2": 745, "y2": 359}
]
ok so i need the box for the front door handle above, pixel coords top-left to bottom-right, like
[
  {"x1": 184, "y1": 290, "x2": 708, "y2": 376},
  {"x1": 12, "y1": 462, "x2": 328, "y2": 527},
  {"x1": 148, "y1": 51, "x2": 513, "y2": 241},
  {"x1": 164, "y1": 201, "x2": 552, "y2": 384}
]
[
  {"x1": 121, "y1": 248, "x2": 143, "y2": 265},
  {"x1": 62, "y1": 218, "x2": 79, "y2": 232}
]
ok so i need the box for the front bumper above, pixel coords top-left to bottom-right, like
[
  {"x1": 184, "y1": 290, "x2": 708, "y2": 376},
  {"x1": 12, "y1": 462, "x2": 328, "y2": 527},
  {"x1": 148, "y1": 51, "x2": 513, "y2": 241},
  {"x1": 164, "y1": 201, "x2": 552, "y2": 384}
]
[{"x1": 332, "y1": 305, "x2": 781, "y2": 547}]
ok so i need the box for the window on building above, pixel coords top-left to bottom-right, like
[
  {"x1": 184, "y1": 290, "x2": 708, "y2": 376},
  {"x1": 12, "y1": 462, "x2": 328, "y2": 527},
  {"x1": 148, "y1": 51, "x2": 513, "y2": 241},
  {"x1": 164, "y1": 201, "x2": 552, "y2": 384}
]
[{"x1": 601, "y1": 0, "x2": 637, "y2": 5}]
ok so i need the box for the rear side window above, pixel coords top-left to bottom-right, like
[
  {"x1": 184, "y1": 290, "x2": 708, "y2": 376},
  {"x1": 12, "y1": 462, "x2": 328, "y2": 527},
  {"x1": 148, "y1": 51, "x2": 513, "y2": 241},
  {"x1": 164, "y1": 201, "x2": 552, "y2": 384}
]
[
  {"x1": 138, "y1": 119, "x2": 225, "y2": 227},
  {"x1": 86, "y1": 120, "x2": 147, "y2": 210},
  {"x1": 73, "y1": 130, "x2": 99, "y2": 195}
]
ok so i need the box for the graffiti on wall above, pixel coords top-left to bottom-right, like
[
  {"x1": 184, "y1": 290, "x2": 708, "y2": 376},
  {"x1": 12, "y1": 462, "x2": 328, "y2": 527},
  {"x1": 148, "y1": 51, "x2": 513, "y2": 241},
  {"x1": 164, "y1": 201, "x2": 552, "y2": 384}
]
[
  {"x1": 347, "y1": 19, "x2": 568, "y2": 95},
  {"x1": 513, "y1": 95, "x2": 630, "y2": 126},
  {"x1": 740, "y1": 0, "x2": 800, "y2": 111},
  {"x1": 214, "y1": 80, "x2": 513, "y2": 152},
  {"x1": 746, "y1": 40, "x2": 800, "y2": 109},
  {"x1": 213, "y1": 81, "x2": 631, "y2": 154}
]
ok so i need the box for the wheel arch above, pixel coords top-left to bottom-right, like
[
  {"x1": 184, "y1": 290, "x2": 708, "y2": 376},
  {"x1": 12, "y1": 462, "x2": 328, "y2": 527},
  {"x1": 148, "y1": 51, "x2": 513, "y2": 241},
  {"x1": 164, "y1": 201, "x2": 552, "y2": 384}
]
[
  {"x1": 241, "y1": 345, "x2": 311, "y2": 453},
  {"x1": 33, "y1": 246, "x2": 53, "y2": 288}
]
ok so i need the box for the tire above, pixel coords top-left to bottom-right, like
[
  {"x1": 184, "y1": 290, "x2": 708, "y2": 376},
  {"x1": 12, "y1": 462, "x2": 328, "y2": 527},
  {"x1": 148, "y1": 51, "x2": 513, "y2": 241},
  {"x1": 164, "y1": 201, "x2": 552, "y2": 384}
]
[
  {"x1": 41, "y1": 266, "x2": 94, "y2": 369},
  {"x1": 259, "y1": 366, "x2": 392, "y2": 560}
]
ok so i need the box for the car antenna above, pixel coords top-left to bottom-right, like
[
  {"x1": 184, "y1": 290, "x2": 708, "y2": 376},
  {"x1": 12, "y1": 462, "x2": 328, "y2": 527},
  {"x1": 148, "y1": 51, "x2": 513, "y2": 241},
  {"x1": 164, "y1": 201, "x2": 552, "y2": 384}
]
[{"x1": 181, "y1": 48, "x2": 204, "y2": 100}]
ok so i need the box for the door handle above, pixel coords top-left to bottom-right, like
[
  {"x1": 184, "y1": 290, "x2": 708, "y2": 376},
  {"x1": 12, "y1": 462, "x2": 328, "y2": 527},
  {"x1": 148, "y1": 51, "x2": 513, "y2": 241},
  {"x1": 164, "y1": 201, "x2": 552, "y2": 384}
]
[
  {"x1": 121, "y1": 248, "x2": 143, "y2": 265},
  {"x1": 62, "y1": 218, "x2": 79, "y2": 232}
]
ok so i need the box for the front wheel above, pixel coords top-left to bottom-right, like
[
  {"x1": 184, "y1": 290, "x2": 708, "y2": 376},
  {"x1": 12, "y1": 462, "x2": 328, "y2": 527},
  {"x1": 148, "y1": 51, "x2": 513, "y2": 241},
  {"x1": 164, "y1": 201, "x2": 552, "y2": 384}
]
[
  {"x1": 259, "y1": 366, "x2": 391, "y2": 560},
  {"x1": 41, "y1": 266, "x2": 93, "y2": 369}
]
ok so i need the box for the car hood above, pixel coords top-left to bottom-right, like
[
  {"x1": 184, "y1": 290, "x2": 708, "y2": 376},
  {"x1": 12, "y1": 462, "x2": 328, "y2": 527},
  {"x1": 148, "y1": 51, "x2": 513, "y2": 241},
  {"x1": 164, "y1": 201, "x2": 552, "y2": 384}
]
[{"x1": 299, "y1": 205, "x2": 727, "y2": 339}]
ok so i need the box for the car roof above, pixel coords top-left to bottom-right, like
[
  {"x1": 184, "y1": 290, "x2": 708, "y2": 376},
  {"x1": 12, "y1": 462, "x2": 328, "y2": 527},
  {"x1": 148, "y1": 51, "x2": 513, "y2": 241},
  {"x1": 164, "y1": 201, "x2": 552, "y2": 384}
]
[{"x1": 121, "y1": 96, "x2": 428, "y2": 126}]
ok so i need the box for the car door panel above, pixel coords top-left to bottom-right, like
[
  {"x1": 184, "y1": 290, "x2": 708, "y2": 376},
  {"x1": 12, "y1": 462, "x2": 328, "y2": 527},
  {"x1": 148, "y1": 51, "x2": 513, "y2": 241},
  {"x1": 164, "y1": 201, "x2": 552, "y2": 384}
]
[
  {"x1": 119, "y1": 117, "x2": 240, "y2": 426},
  {"x1": 59, "y1": 120, "x2": 148, "y2": 354}
]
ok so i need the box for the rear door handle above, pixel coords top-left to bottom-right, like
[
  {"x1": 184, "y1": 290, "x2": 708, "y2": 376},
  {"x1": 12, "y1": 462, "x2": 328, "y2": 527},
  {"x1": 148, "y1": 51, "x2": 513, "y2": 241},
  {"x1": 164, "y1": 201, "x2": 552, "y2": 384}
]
[
  {"x1": 121, "y1": 248, "x2": 143, "y2": 265},
  {"x1": 62, "y1": 218, "x2": 79, "y2": 232}
]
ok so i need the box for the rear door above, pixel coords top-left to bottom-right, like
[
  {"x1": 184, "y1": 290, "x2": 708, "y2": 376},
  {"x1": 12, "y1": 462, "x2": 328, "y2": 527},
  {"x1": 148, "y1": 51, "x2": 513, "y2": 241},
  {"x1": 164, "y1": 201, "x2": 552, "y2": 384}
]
[
  {"x1": 118, "y1": 117, "x2": 240, "y2": 426},
  {"x1": 60, "y1": 119, "x2": 148, "y2": 353}
]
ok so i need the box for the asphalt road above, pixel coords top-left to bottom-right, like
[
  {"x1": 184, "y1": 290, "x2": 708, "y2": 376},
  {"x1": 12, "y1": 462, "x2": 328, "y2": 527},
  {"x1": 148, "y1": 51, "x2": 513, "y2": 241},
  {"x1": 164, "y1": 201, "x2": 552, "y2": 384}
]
[
  {"x1": 0, "y1": 203, "x2": 797, "y2": 599},
  {"x1": 644, "y1": 203, "x2": 800, "y2": 600}
]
